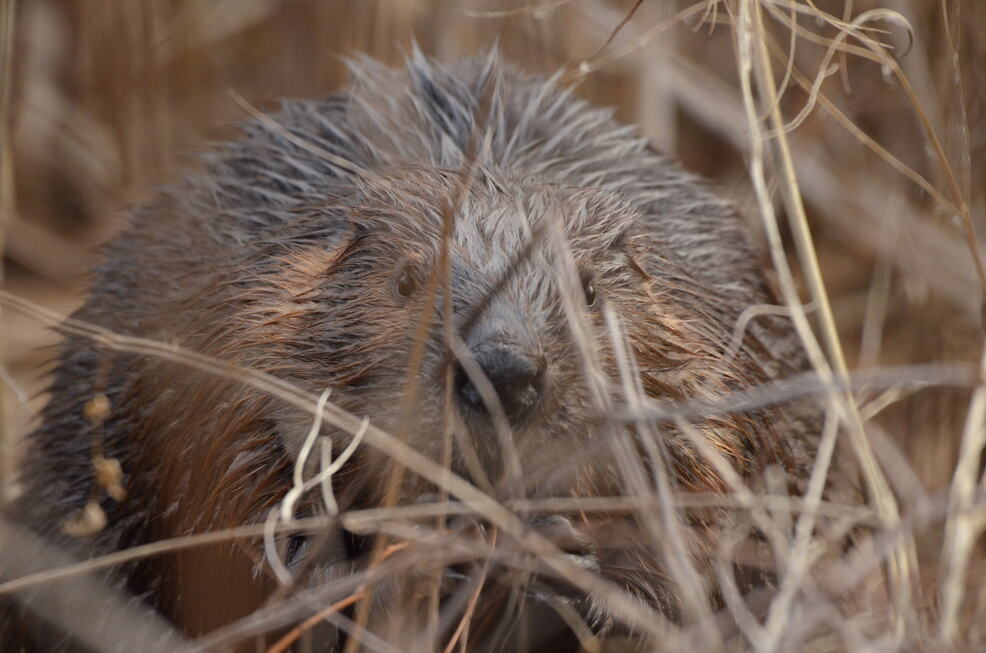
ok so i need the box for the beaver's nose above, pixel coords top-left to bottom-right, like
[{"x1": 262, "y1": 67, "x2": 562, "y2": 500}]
[{"x1": 454, "y1": 344, "x2": 545, "y2": 423}]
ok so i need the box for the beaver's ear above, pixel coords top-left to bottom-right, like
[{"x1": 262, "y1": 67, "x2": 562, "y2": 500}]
[
  {"x1": 331, "y1": 223, "x2": 368, "y2": 264},
  {"x1": 260, "y1": 225, "x2": 362, "y2": 296}
]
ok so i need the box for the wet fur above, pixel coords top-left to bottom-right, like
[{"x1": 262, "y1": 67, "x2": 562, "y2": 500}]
[{"x1": 3, "y1": 50, "x2": 818, "y2": 650}]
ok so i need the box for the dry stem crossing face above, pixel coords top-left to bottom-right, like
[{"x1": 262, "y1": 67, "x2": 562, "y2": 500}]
[
  {"x1": 248, "y1": 165, "x2": 775, "y2": 502},
  {"x1": 227, "y1": 162, "x2": 799, "y2": 645},
  {"x1": 6, "y1": 51, "x2": 819, "y2": 652}
]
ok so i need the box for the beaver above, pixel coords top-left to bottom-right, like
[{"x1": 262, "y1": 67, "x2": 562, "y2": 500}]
[{"x1": 2, "y1": 50, "x2": 819, "y2": 651}]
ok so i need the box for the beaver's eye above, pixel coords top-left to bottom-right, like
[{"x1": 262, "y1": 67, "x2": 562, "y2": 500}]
[
  {"x1": 581, "y1": 273, "x2": 596, "y2": 307},
  {"x1": 396, "y1": 267, "x2": 417, "y2": 298}
]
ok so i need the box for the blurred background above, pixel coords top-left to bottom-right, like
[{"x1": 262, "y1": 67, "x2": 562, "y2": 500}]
[{"x1": 1, "y1": 0, "x2": 983, "y2": 514}]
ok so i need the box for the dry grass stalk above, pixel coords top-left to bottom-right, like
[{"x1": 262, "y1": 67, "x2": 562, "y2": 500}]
[{"x1": 3, "y1": 1, "x2": 986, "y2": 650}]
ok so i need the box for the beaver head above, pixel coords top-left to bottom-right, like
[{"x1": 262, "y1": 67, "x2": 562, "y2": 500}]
[
  {"x1": 209, "y1": 165, "x2": 789, "y2": 505},
  {"x1": 11, "y1": 52, "x2": 817, "y2": 650},
  {"x1": 133, "y1": 158, "x2": 805, "y2": 647}
]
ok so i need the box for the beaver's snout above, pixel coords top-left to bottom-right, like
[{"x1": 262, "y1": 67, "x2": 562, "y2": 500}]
[{"x1": 453, "y1": 341, "x2": 547, "y2": 423}]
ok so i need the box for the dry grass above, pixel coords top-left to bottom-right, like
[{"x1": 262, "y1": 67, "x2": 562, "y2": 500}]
[{"x1": 1, "y1": 0, "x2": 985, "y2": 651}]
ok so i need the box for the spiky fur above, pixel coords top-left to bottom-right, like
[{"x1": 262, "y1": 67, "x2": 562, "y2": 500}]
[{"x1": 3, "y1": 50, "x2": 818, "y2": 651}]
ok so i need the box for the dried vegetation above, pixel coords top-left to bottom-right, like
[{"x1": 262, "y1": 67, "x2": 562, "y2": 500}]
[{"x1": 1, "y1": 1, "x2": 985, "y2": 651}]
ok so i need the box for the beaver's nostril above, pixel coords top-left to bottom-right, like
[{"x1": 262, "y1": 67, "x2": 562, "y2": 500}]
[
  {"x1": 453, "y1": 363, "x2": 483, "y2": 412},
  {"x1": 454, "y1": 345, "x2": 545, "y2": 423}
]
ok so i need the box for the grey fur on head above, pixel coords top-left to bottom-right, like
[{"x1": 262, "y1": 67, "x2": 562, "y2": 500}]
[{"x1": 4, "y1": 47, "x2": 819, "y2": 652}]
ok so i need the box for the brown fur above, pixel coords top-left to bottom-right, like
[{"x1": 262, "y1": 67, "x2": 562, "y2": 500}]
[{"x1": 4, "y1": 53, "x2": 819, "y2": 651}]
